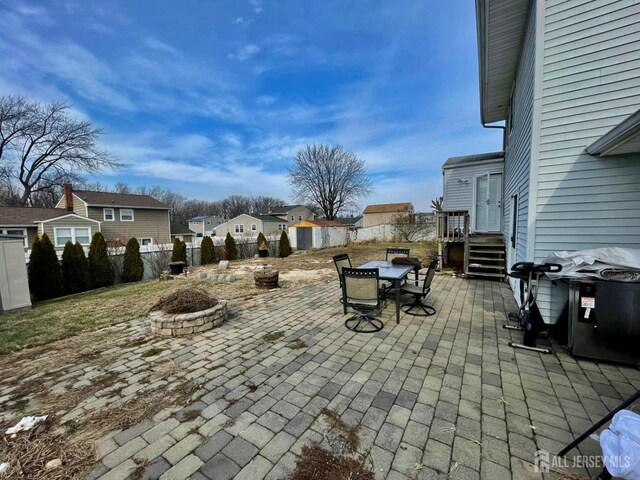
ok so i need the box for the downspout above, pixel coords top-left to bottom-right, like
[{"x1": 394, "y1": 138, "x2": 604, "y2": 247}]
[{"x1": 481, "y1": 123, "x2": 506, "y2": 151}]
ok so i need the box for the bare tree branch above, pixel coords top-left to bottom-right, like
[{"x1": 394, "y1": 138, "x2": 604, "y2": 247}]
[{"x1": 0, "y1": 96, "x2": 119, "y2": 206}]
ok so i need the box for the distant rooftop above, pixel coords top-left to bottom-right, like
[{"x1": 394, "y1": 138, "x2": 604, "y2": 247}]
[
  {"x1": 363, "y1": 203, "x2": 412, "y2": 214},
  {"x1": 0, "y1": 206, "x2": 67, "y2": 226},
  {"x1": 256, "y1": 205, "x2": 302, "y2": 215}
]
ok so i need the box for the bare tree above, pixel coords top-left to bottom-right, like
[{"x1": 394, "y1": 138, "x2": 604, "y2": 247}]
[
  {"x1": 288, "y1": 144, "x2": 371, "y2": 220},
  {"x1": 0, "y1": 96, "x2": 118, "y2": 206},
  {"x1": 392, "y1": 213, "x2": 434, "y2": 242}
]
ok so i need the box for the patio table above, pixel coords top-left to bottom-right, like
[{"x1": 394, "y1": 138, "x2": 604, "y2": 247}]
[{"x1": 357, "y1": 260, "x2": 414, "y2": 324}]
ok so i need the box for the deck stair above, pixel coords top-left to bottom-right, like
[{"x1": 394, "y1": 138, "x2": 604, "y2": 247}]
[{"x1": 464, "y1": 234, "x2": 506, "y2": 280}]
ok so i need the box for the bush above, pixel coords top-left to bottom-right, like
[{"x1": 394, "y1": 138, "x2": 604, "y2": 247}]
[
  {"x1": 61, "y1": 241, "x2": 90, "y2": 294},
  {"x1": 171, "y1": 238, "x2": 187, "y2": 263},
  {"x1": 279, "y1": 230, "x2": 292, "y2": 257},
  {"x1": 121, "y1": 237, "x2": 144, "y2": 283},
  {"x1": 201, "y1": 236, "x2": 215, "y2": 264},
  {"x1": 224, "y1": 233, "x2": 237, "y2": 260},
  {"x1": 151, "y1": 287, "x2": 218, "y2": 314},
  {"x1": 28, "y1": 233, "x2": 63, "y2": 300},
  {"x1": 88, "y1": 232, "x2": 115, "y2": 288},
  {"x1": 257, "y1": 232, "x2": 268, "y2": 250}
]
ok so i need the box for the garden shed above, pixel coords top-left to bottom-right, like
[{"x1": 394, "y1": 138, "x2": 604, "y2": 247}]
[
  {"x1": 288, "y1": 220, "x2": 347, "y2": 250},
  {"x1": 0, "y1": 234, "x2": 31, "y2": 312}
]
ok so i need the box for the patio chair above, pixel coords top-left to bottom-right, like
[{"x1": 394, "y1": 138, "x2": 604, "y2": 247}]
[
  {"x1": 386, "y1": 247, "x2": 410, "y2": 262},
  {"x1": 400, "y1": 257, "x2": 439, "y2": 316},
  {"x1": 333, "y1": 253, "x2": 352, "y2": 312},
  {"x1": 341, "y1": 267, "x2": 385, "y2": 333}
]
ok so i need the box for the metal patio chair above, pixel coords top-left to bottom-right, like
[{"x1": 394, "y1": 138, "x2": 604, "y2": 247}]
[
  {"x1": 333, "y1": 253, "x2": 352, "y2": 312},
  {"x1": 386, "y1": 247, "x2": 410, "y2": 262},
  {"x1": 341, "y1": 267, "x2": 385, "y2": 333},
  {"x1": 400, "y1": 257, "x2": 439, "y2": 316}
]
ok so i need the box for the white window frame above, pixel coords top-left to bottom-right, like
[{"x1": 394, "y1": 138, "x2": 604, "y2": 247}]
[
  {"x1": 120, "y1": 209, "x2": 134, "y2": 222},
  {"x1": 234, "y1": 224, "x2": 244, "y2": 233},
  {"x1": 103, "y1": 208, "x2": 115, "y2": 221},
  {"x1": 251, "y1": 223, "x2": 257, "y2": 232},
  {"x1": 291, "y1": 215, "x2": 294, "y2": 221},
  {"x1": 139, "y1": 238, "x2": 153, "y2": 246},
  {"x1": 1, "y1": 228, "x2": 28, "y2": 248},
  {"x1": 53, "y1": 226, "x2": 92, "y2": 247},
  {"x1": 298, "y1": 215, "x2": 303, "y2": 221},
  {"x1": 278, "y1": 223, "x2": 287, "y2": 231}
]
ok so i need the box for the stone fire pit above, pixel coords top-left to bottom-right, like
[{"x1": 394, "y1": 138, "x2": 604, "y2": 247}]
[{"x1": 149, "y1": 300, "x2": 228, "y2": 336}]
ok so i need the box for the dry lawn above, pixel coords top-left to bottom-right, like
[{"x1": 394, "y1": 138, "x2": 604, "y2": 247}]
[{"x1": 0, "y1": 241, "x2": 436, "y2": 355}]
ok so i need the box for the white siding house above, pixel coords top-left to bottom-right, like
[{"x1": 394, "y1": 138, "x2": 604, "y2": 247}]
[
  {"x1": 470, "y1": 0, "x2": 640, "y2": 323},
  {"x1": 442, "y1": 152, "x2": 504, "y2": 234}
]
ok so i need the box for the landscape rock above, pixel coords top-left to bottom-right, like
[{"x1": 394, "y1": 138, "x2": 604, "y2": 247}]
[
  {"x1": 45, "y1": 459, "x2": 62, "y2": 470},
  {"x1": 219, "y1": 260, "x2": 230, "y2": 269}
]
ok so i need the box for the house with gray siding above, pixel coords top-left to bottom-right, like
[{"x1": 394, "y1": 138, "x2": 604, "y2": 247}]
[
  {"x1": 213, "y1": 213, "x2": 287, "y2": 238},
  {"x1": 256, "y1": 205, "x2": 315, "y2": 223},
  {"x1": 188, "y1": 215, "x2": 226, "y2": 237},
  {"x1": 443, "y1": 0, "x2": 640, "y2": 324},
  {"x1": 55, "y1": 184, "x2": 171, "y2": 245}
]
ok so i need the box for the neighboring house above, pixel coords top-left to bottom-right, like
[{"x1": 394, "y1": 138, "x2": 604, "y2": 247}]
[
  {"x1": 55, "y1": 184, "x2": 171, "y2": 245},
  {"x1": 362, "y1": 203, "x2": 413, "y2": 227},
  {"x1": 0, "y1": 206, "x2": 99, "y2": 251},
  {"x1": 188, "y1": 215, "x2": 226, "y2": 237},
  {"x1": 442, "y1": 152, "x2": 505, "y2": 233},
  {"x1": 214, "y1": 213, "x2": 287, "y2": 238},
  {"x1": 443, "y1": 0, "x2": 640, "y2": 325},
  {"x1": 256, "y1": 205, "x2": 315, "y2": 223},
  {"x1": 335, "y1": 216, "x2": 364, "y2": 228},
  {"x1": 170, "y1": 222, "x2": 196, "y2": 243}
]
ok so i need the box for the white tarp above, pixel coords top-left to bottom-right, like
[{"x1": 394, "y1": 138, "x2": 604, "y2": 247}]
[{"x1": 543, "y1": 247, "x2": 640, "y2": 282}]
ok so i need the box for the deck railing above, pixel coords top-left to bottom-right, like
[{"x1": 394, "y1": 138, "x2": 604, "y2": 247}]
[{"x1": 436, "y1": 210, "x2": 470, "y2": 243}]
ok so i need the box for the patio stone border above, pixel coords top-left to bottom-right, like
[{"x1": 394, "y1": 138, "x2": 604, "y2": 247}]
[{"x1": 149, "y1": 300, "x2": 228, "y2": 336}]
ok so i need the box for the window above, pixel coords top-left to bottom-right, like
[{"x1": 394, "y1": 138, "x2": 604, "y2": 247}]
[
  {"x1": 103, "y1": 208, "x2": 114, "y2": 221},
  {"x1": 278, "y1": 224, "x2": 287, "y2": 231},
  {"x1": 54, "y1": 227, "x2": 91, "y2": 247},
  {"x1": 206, "y1": 221, "x2": 211, "y2": 225},
  {"x1": 234, "y1": 224, "x2": 244, "y2": 233},
  {"x1": 1, "y1": 228, "x2": 28, "y2": 247},
  {"x1": 140, "y1": 238, "x2": 153, "y2": 246},
  {"x1": 291, "y1": 215, "x2": 294, "y2": 221},
  {"x1": 120, "y1": 209, "x2": 134, "y2": 221},
  {"x1": 251, "y1": 224, "x2": 257, "y2": 232},
  {"x1": 298, "y1": 215, "x2": 303, "y2": 221}
]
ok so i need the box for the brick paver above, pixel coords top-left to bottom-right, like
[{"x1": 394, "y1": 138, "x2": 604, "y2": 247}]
[{"x1": 3, "y1": 275, "x2": 639, "y2": 479}]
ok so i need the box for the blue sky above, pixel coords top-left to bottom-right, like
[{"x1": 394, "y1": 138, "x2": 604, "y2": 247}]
[{"x1": 0, "y1": 0, "x2": 502, "y2": 212}]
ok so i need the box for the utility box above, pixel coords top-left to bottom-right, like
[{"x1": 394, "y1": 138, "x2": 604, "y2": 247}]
[
  {"x1": 0, "y1": 235, "x2": 32, "y2": 312},
  {"x1": 568, "y1": 279, "x2": 640, "y2": 367}
]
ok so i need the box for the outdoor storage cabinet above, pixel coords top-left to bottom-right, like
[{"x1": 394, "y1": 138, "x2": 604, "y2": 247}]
[
  {"x1": 0, "y1": 235, "x2": 32, "y2": 312},
  {"x1": 568, "y1": 279, "x2": 640, "y2": 367}
]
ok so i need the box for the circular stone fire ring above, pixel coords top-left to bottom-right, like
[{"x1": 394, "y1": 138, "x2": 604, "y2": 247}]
[{"x1": 149, "y1": 300, "x2": 228, "y2": 336}]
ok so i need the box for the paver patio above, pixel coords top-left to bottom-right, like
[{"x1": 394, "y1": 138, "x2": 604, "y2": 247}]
[{"x1": 2, "y1": 275, "x2": 639, "y2": 479}]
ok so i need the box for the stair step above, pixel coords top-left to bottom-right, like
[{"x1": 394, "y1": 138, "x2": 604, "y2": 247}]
[
  {"x1": 468, "y1": 264, "x2": 505, "y2": 271},
  {"x1": 466, "y1": 271, "x2": 506, "y2": 279},
  {"x1": 469, "y1": 242, "x2": 504, "y2": 247},
  {"x1": 468, "y1": 248, "x2": 505, "y2": 254},
  {"x1": 469, "y1": 256, "x2": 505, "y2": 262}
]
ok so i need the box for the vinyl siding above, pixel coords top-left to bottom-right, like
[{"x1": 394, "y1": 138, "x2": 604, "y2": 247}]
[
  {"x1": 214, "y1": 214, "x2": 283, "y2": 238},
  {"x1": 363, "y1": 212, "x2": 405, "y2": 227},
  {"x1": 443, "y1": 159, "x2": 504, "y2": 232},
  {"x1": 55, "y1": 194, "x2": 87, "y2": 216},
  {"x1": 534, "y1": 0, "x2": 640, "y2": 323},
  {"x1": 39, "y1": 216, "x2": 99, "y2": 248},
  {"x1": 86, "y1": 207, "x2": 170, "y2": 244},
  {"x1": 502, "y1": 3, "x2": 536, "y2": 271}
]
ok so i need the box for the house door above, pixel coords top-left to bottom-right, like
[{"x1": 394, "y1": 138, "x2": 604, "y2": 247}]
[
  {"x1": 296, "y1": 227, "x2": 312, "y2": 250},
  {"x1": 475, "y1": 173, "x2": 502, "y2": 232}
]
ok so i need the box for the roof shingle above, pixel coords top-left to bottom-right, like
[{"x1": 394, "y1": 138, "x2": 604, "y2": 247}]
[
  {"x1": 363, "y1": 203, "x2": 412, "y2": 214},
  {"x1": 73, "y1": 190, "x2": 169, "y2": 209},
  {"x1": 0, "y1": 207, "x2": 67, "y2": 226}
]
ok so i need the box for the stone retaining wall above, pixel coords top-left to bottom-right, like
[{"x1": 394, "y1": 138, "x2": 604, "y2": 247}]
[{"x1": 149, "y1": 300, "x2": 227, "y2": 336}]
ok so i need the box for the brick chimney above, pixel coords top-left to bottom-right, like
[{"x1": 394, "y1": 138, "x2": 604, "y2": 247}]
[{"x1": 64, "y1": 183, "x2": 74, "y2": 211}]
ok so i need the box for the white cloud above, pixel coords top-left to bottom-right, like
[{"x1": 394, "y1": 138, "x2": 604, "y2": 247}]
[
  {"x1": 143, "y1": 37, "x2": 179, "y2": 55},
  {"x1": 233, "y1": 17, "x2": 253, "y2": 27},
  {"x1": 249, "y1": 0, "x2": 263, "y2": 14},
  {"x1": 256, "y1": 95, "x2": 275, "y2": 106},
  {"x1": 228, "y1": 44, "x2": 260, "y2": 62}
]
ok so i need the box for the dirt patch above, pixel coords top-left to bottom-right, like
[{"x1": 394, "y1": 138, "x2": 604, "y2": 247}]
[
  {"x1": 321, "y1": 408, "x2": 360, "y2": 453},
  {"x1": 290, "y1": 444, "x2": 374, "y2": 480},
  {"x1": 262, "y1": 331, "x2": 284, "y2": 342}
]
